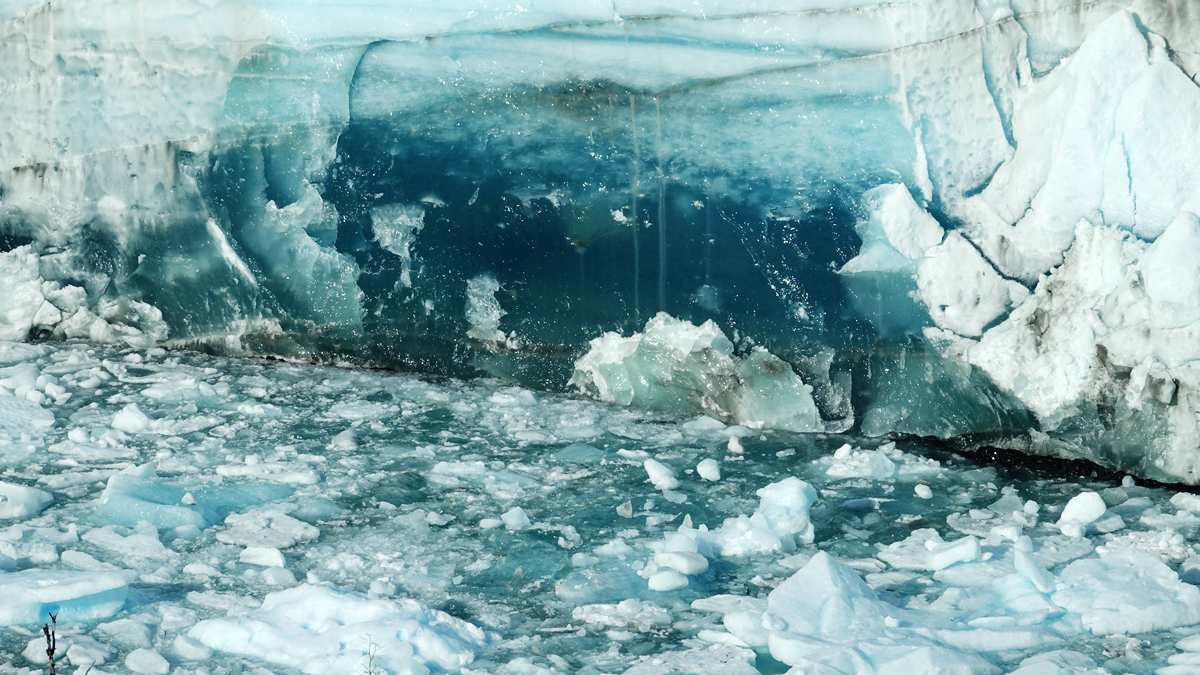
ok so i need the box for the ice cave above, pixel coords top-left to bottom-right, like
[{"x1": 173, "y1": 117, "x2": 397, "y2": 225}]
[{"x1": 3, "y1": 1, "x2": 1200, "y2": 673}]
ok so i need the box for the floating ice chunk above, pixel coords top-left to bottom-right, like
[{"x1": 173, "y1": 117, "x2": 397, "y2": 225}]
[
  {"x1": 328, "y1": 400, "x2": 394, "y2": 420},
  {"x1": 916, "y1": 484, "x2": 933, "y2": 499},
  {"x1": 644, "y1": 459, "x2": 679, "y2": 490},
  {"x1": 753, "y1": 477, "x2": 818, "y2": 547},
  {"x1": 572, "y1": 599, "x2": 671, "y2": 630},
  {"x1": 1051, "y1": 549, "x2": 1200, "y2": 634},
  {"x1": 703, "y1": 477, "x2": 818, "y2": 556},
  {"x1": 765, "y1": 552, "x2": 999, "y2": 672},
  {"x1": 594, "y1": 538, "x2": 634, "y2": 559},
  {"x1": 655, "y1": 551, "x2": 708, "y2": 576},
  {"x1": 0, "y1": 569, "x2": 131, "y2": 625},
  {"x1": 1007, "y1": 650, "x2": 1099, "y2": 675},
  {"x1": 125, "y1": 648, "x2": 169, "y2": 675},
  {"x1": 1057, "y1": 492, "x2": 1106, "y2": 527},
  {"x1": 240, "y1": 546, "x2": 286, "y2": 567},
  {"x1": 82, "y1": 522, "x2": 177, "y2": 564},
  {"x1": 697, "y1": 458, "x2": 720, "y2": 481},
  {"x1": 93, "y1": 464, "x2": 293, "y2": 531},
  {"x1": 262, "y1": 566, "x2": 296, "y2": 585},
  {"x1": 926, "y1": 535, "x2": 981, "y2": 571},
  {"x1": 648, "y1": 569, "x2": 689, "y2": 592},
  {"x1": 111, "y1": 403, "x2": 152, "y2": 433},
  {"x1": 0, "y1": 481, "x2": 52, "y2": 519},
  {"x1": 188, "y1": 583, "x2": 488, "y2": 675},
  {"x1": 215, "y1": 461, "x2": 321, "y2": 485},
  {"x1": 879, "y1": 529, "x2": 981, "y2": 572},
  {"x1": 571, "y1": 313, "x2": 821, "y2": 432},
  {"x1": 66, "y1": 636, "x2": 115, "y2": 667},
  {"x1": 502, "y1": 506, "x2": 531, "y2": 531},
  {"x1": 825, "y1": 447, "x2": 896, "y2": 479},
  {"x1": 173, "y1": 635, "x2": 213, "y2": 661},
  {"x1": 217, "y1": 509, "x2": 319, "y2": 549},
  {"x1": 623, "y1": 644, "x2": 759, "y2": 675},
  {"x1": 1014, "y1": 549, "x2": 1057, "y2": 595},
  {"x1": 727, "y1": 436, "x2": 743, "y2": 454},
  {"x1": 682, "y1": 415, "x2": 726, "y2": 432},
  {"x1": 553, "y1": 442, "x2": 604, "y2": 464}
]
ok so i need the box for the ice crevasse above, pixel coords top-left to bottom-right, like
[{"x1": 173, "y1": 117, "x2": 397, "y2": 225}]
[{"x1": 3, "y1": 0, "x2": 1200, "y2": 480}]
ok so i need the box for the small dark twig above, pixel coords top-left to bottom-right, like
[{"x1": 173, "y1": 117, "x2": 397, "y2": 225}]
[{"x1": 42, "y1": 611, "x2": 58, "y2": 675}]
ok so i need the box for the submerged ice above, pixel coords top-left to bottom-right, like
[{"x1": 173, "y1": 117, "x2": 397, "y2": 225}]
[{"x1": 2, "y1": 341, "x2": 1200, "y2": 674}]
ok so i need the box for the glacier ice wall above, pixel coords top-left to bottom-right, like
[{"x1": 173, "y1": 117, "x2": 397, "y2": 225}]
[{"x1": 3, "y1": 0, "x2": 1200, "y2": 479}]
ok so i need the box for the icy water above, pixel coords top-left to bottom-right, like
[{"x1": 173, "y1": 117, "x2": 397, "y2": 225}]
[{"x1": 3, "y1": 341, "x2": 1200, "y2": 675}]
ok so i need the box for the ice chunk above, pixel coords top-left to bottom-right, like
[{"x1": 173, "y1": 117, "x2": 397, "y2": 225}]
[
  {"x1": 0, "y1": 394, "x2": 54, "y2": 463},
  {"x1": 1051, "y1": 549, "x2": 1200, "y2": 634},
  {"x1": 66, "y1": 636, "x2": 115, "y2": 667},
  {"x1": 110, "y1": 403, "x2": 152, "y2": 433},
  {"x1": 1007, "y1": 650, "x2": 1099, "y2": 675},
  {"x1": 501, "y1": 506, "x2": 531, "y2": 531},
  {"x1": 571, "y1": 313, "x2": 821, "y2": 432},
  {"x1": 1057, "y1": 492, "x2": 1106, "y2": 527},
  {"x1": 0, "y1": 481, "x2": 52, "y2": 519},
  {"x1": 216, "y1": 509, "x2": 319, "y2": 549},
  {"x1": 764, "y1": 552, "x2": 1000, "y2": 672},
  {"x1": 82, "y1": 522, "x2": 178, "y2": 564},
  {"x1": 188, "y1": 583, "x2": 488, "y2": 674},
  {"x1": 647, "y1": 569, "x2": 689, "y2": 592},
  {"x1": 644, "y1": 459, "x2": 679, "y2": 490},
  {"x1": 240, "y1": 546, "x2": 286, "y2": 567},
  {"x1": 173, "y1": 634, "x2": 213, "y2": 661},
  {"x1": 552, "y1": 442, "x2": 604, "y2": 464},
  {"x1": 623, "y1": 644, "x2": 759, "y2": 675},
  {"x1": 215, "y1": 461, "x2": 321, "y2": 485},
  {"x1": 697, "y1": 458, "x2": 720, "y2": 481},
  {"x1": 654, "y1": 551, "x2": 708, "y2": 576},
  {"x1": 125, "y1": 648, "x2": 169, "y2": 675},
  {"x1": 0, "y1": 569, "x2": 131, "y2": 625},
  {"x1": 0, "y1": 247, "x2": 46, "y2": 342},
  {"x1": 93, "y1": 464, "x2": 293, "y2": 531}
]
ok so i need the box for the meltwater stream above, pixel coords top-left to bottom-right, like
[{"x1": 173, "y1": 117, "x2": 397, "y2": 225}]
[{"x1": 5, "y1": 340, "x2": 1200, "y2": 675}]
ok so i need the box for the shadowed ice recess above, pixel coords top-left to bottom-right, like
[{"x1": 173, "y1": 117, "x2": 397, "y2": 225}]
[{"x1": 4, "y1": 1, "x2": 1200, "y2": 670}]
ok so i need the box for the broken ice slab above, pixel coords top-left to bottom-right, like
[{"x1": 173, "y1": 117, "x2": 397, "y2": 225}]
[
  {"x1": 93, "y1": 464, "x2": 293, "y2": 532},
  {"x1": 0, "y1": 569, "x2": 133, "y2": 626}
]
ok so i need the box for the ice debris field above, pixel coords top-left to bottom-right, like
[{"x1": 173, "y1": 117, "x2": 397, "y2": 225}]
[{"x1": 5, "y1": 339, "x2": 1200, "y2": 675}]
